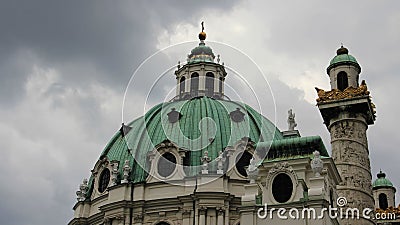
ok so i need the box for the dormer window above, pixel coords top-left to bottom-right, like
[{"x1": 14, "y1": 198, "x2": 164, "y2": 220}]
[
  {"x1": 98, "y1": 168, "x2": 110, "y2": 193},
  {"x1": 157, "y1": 152, "x2": 177, "y2": 178}
]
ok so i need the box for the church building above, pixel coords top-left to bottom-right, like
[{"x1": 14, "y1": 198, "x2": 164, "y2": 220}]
[{"x1": 69, "y1": 25, "x2": 398, "y2": 225}]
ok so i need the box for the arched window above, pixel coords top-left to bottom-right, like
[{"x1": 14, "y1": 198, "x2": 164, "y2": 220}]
[
  {"x1": 235, "y1": 151, "x2": 252, "y2": 177},
  {"x1": 205, "y1": 72, "x2": 215, "y2": 97},
  {"x1": 337, "y1": 71, "x2": 348, "y2": 91},
  {"x1": 190, "y1": 73, "x2": 199, "y2": 96},
  {"x1": 98, "y1": 168, "x2": 110, "y2": 193},
  {"x1": 379, "y1": 193, "x2": 388, "y2": 210},
  {"x1": 179, "y1": 77, "x2": 186, "y2": 94}
]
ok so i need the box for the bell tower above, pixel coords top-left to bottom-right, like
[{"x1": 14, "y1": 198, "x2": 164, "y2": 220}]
[
  {"x1": 372, "y1": 171, "x2": 396, "y2": 210},
  {"x1": 316, "y1": 46, "x2": 376, "y2": 225}
]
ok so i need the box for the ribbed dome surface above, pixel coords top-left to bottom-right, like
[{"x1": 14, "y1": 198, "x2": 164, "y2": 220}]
[{"x1": 99, "y1": 97, "x2": 283, "y2": 183}]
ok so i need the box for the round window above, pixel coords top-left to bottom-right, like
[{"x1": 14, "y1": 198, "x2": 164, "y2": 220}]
[
  {"x1": 235, "y1": 151, "x2": 252, "y2": 177},
  {"x1": 98, "y1": 168, "x2": 110, "y2": 193},
  {"x1": 157, "y1": 152, "x2": 177, "y2": 178},
  {"x1": 272, "y1": 173, "x2": 293, "y2": 203}
]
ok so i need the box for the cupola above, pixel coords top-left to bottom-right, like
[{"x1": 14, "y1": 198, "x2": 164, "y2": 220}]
[
  {"x1": 174, "y1": 22, "x2": 227, "y2": 100},
  {"x1": 372, "y1": 170, "x2": 396, "y2": 210},
  {"x1": 327, "y1": 45, "x2": 361, "y2": 91}
]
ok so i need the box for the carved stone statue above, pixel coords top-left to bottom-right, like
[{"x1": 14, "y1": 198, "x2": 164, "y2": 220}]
[
  {"x1": 76, "y1": 178, "x2": 88, "y2": 201},
  {"x1": 215, "y1": 151, "x2": 226, "y2": 174},
  {"x1": 246, "y1": 157, "x2": 259, "y2": 184},
  {"x1": 111, "y1": 163, "x2": 119, "y2": 186},
  {"x1": 311, "y1": 151, "x2": 324, "y2": 177},
  {"x1": 122, "y1": 160, "x2": 131, "y2": 184},
  {"x1": 287, "y1": 109, "x2": 297, "y2": 131},
  {"x1": 201, "y1": 151, "x2": 211, "y2": 174}
]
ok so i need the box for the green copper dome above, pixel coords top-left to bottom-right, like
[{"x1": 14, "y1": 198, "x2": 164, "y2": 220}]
[
  {"x1": 327, "y1": 46, "x2": 361, "y2": 72},
  {"x1": 329, "y1": 54, "x2": 358, "y2": 65},
  {"x1": 98, "y1": 97, "x2": 283, "y2": 183},
  {"x1": 187, "y1": 42, "x2": 215, "y2": 64},
  {"x1": 372, "y1": 171, "x2": 394, "y2": 189}
]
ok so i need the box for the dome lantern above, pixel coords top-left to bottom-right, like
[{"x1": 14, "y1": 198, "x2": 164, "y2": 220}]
[{"x1": 173, "y1": 22, "x2": 227, "y2": 100}]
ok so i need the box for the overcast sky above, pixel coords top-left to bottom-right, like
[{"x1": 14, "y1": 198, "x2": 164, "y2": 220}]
[{"x1": 1, "y1": 1, "x2": 399, "y2": 225}]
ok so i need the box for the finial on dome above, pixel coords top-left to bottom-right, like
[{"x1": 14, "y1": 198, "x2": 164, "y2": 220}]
[
  {"x1": 199, "y1": 21, "x2": 206, "y2": 41},
  {"x1": 377, "y1": 170, "x2": 386, "y2": 178},
  {"x1": 336, "y1": 44, "x2": 349, "y2": 55}
]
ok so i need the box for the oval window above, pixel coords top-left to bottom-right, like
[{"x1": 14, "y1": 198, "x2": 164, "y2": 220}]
[
  {"x1": 272, "y1": 173, "x2": 293, "y2": 203},
  {"x1": 235, "y1": 151, "x2": 252, "y2": 177},
  {"x1": 98, "y1": 168, "x2": 110, "y2": 193},
  {"x1": 157, "y1": 152, "x2": 177, "y2": 178}
]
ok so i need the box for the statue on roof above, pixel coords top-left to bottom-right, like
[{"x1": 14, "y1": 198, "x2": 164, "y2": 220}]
[{"x1": 287, "y1": 109, "x2": 297, "y2": 131}]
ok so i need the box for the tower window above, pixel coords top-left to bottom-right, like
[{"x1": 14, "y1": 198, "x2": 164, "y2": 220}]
[
  {"x1": 98, "y1": 168, "x2": 110, "y2": 193},
  {"x1": 205, "y1": 72, "x2": 215, "y2": 97},
  {"x1": 379, "y1": 193, "x2": 388, "y2": 210},
  {"x1": 272, "y1": 173, "x2": 293, "y2": 203},
  {"x1": 235, "y1": 151, "x2": 252, "y2": 177},
  {"x1": 180, "y1": 77, "x2": 186, "y2": 94},
  {"x1": 219, "y1": 77, "x2": 223, "y2": 94},
  {"x1": 157, "y1": 152, "x2": 177, "y2": 178},
  {"x1": 190, "y1": 73, "x2": 199, "y2": 96},
  {"x1": 155, "y1": 222, "x2": 170, "y2": 225},
  {"x1": 337, "y1": 71, "x2": 348, "y2": 91}
]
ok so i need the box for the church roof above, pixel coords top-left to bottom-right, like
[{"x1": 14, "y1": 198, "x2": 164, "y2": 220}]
[{"x1": 98, "y1": 97, "x2": 284, "y2": 184}]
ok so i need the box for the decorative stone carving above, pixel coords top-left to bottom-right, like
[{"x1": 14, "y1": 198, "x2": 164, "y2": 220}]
[
  {"x1": 133, "y1": 214, "x2": 143, "y2": 223},
  {"x1": 332, "y1": 121, "x2": 354, "y2": 139},
  {"x1": 311, "y1": 151, "x2": 324, "y2": 177},
  {"x1": 201, "y1": 151, "x2": 211, "y2": 174},
  {"x1": 287, "y1": 109, "x2": 297, "y2": 131},
  {"x1": 111, "y1": 163, "x2": 119, "y2": 186},
  {"x1": 103, "y1": 218, "x2": 111, "y2": 225},
  {"x1": 315, "y1": 80, "x2": 373, "y2": 106},
  {"x1": 215, "y1": 151, "x2": 226, "y2": 174},
  {"x1": 266, "y1": 162, "x2": 298, "y2": 188},
  {"x1": 122, "y1": 160, "x2": 131, "y2": 184},
  {"x1": 76, "y1": 178, "x2": 88, "y2": 201},
  {"x1": 246, "y1": 157, "x2": 259, "y2": 184}
]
